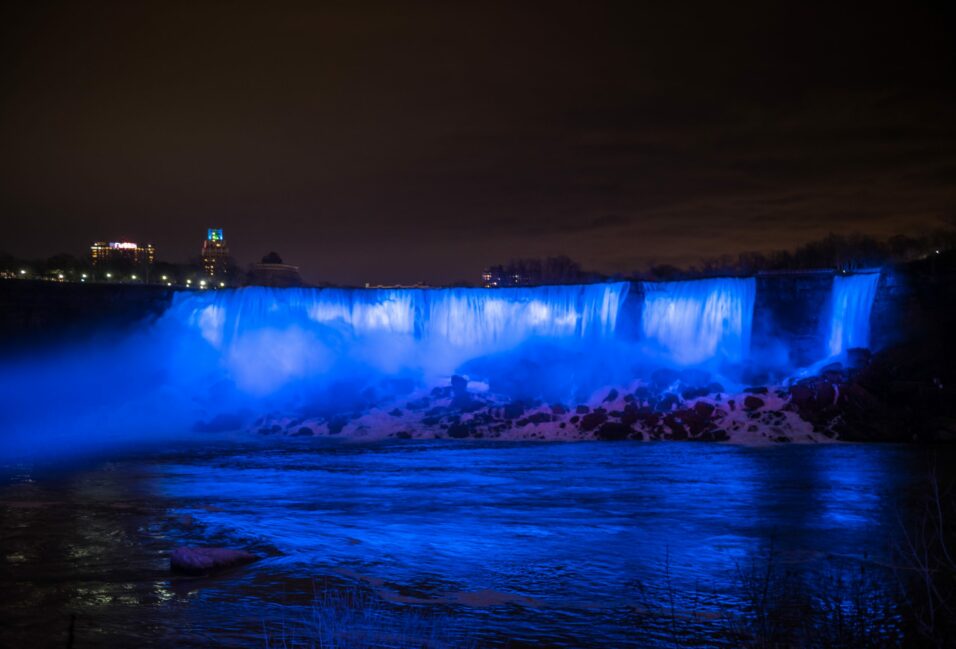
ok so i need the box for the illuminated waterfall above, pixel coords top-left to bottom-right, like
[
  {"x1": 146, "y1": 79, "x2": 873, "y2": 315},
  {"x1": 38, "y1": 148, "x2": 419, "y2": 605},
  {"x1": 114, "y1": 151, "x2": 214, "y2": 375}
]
[
  {"x1": 826, "y1": 272, "x2": 880, "y2": 356},
  {"x1": 168, "y1": 283, "x2": 630, "y2": 393},
  {"x1": 640, "y1": 278, "x2": 756, "y2": 366}
]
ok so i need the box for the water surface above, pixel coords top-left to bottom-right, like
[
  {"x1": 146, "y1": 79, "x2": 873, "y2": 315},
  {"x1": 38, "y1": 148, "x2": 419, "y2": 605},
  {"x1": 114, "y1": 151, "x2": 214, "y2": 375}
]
[{"x1": 1, "y1": 440, "x2": 946, "y2": 647}]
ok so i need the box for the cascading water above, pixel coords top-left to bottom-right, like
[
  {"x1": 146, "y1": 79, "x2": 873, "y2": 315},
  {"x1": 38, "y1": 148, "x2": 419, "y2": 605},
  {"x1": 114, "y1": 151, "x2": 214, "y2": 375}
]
[
  {"x1": 640, "y1": 278, "x2": 756, "y2": 366},
  {"x1": 168, "y1": 283, "x2": 631, "y2": 394},
  {"x1": 826, "y1": 272, "x2": 880, "y2": 357}
]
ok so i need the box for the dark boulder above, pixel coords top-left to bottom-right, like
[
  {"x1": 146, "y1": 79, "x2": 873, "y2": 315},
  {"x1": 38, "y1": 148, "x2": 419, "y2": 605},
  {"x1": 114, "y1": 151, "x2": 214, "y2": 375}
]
[
  {"x1": 693, "y1": 401, "x2": 715, "y2": 418},
  {"x1": 743, "y1": 396, "x2": 764, "y2": 411},
  {"x1": 450, "y1": 374, "x2": 468, "y2": 395},
  {"x1": 595, "y1": 422, "x2": 633, "y2": 440},
  {"x1": 170, "y1": 547, "x2": 258, "y2": 576},
  {"x1": 327, "y1": 417, "x2": 348, "y2": 434},
  {"x1": 430, "y1": 385, "x2": 454, "y2": 398},
  {"x1": 293, "y1": 426, "x2": 312, "y2": 437},
  {"x1": 656, "y1": 393, "x2": 680, "y2": 411},
  {"x1": 575, "y1": 405, "x2": 590, "y2": 414},
  {"x1": 603, "y1": 388, "x2": 619, "y2": 403},
  {"x1": 681, "y1": 386, "x2": 710, "y2": 400},
  {"x1": 527, "y1": 412, "x2": 553, "y2": 425},
  {"x1": 846, "y1": 348, "x2": 872, "y2": 370},
  {"x1": 580, "y1": 411, "x2": 608, "y2": 431},
  {"x1": 447, "y1": 423, "x2": 472, "y2": 438}
]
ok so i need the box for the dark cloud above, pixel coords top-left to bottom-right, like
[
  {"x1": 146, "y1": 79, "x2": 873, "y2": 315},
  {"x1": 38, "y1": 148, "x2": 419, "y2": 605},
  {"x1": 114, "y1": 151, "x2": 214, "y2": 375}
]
[{"x1": 0, "y1": 1, "x2": 953, "y2": 284}]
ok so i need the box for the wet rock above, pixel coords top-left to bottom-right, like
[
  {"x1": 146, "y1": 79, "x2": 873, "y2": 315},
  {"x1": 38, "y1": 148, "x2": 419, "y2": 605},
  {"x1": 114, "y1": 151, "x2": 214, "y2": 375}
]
[
  {"x1": 602, "y1": 389, "x2": 619, "y2": 403},
  {"x1": 620, "y1": 404, "x2": 639, "y2": 426},
  {"x1": 681, "y1": 386, "x2": 710, "y2": 400},
  {"x1": 450, "y1": 375, "x2": 468, "y2": 395},
  {"x1": 664, "y1": 417, "x2": 688, "y2": 440},
  {"x1": 447, "y1": 423, "x2": 472, "y2": 438},
  {"x1": 569, "y1": 415, "x2": 580, "y2": 424},
  {"x1": 170, "y1": 547, "x2": 258, "y2": 576},
  {"x1": 550, "y1": 403, "x2": 568, "y2": 415},
  {"x1": 527, "y1": 412, "x2": 553, "y2": 425},
  {"x1": 431, "y1": 385, "x2": 454, "y2": 398},
  {"x1": 395, "y1": 431, "x2": 411, "y2": 439},
  {"x1": 789, "y1": 384, "x2": 814, "y2": 406},
  {"x1": 846, "y1": 348, "x2": 872, "y2": 370},
  {"x1": 656, "y1": 393, "x2": 680, "y2": 411},
  {"x1": 692, "y1": 401, "x2": 715, "y2": 418},
  {"x1": 292, "y1": 426, "x2": 312, "y2": 437},
  {"x1": 327, "y1": 417, "x2": 348, "y2": 434},
  {"x1": 743, "y1": 396, "x2": 765, "y2": 411},
  {"x1": 595, "y1": 422, "x2": 633, "y2": 440},
  {"x1": 633, "y1": 386, "x2": 653, "y2": 402},
  {"x1": 580, "y1": 411, "x2": 608, "y2": 431},
  {"x1": 575, "y1": 405, "x2": 590, "y2": 414}
]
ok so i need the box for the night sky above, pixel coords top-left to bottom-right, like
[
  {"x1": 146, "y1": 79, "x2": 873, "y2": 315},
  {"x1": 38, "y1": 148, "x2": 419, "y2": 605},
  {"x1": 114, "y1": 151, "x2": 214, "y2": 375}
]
[{"x1": 1, "y1": 1, "x2": 953, "y2": 285}]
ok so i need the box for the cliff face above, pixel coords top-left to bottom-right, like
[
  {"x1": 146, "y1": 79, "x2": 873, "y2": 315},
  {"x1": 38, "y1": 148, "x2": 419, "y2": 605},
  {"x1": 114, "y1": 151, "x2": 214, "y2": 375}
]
[{"x1": 0, "y1": 281, "x2": 176, "y2": 349}]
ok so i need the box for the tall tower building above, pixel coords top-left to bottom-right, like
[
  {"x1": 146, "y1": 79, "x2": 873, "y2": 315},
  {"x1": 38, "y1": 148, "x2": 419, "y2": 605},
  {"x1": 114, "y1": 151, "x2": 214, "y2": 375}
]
[{"x1": 201, "y1": 228, "x2": 230, "y2": 277}]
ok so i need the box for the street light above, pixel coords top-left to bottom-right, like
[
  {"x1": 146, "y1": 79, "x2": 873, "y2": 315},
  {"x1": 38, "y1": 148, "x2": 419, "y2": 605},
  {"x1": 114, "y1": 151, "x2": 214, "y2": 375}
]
[
  {"x1": 131, "y1": 274, "x2": 137, "y2": 280},
  {"x1": 19, "y1": 269, "x2": 26, "y2": 275},
  {"x1": 106, "y1": 273, "x2": 112, "y2": 279}
]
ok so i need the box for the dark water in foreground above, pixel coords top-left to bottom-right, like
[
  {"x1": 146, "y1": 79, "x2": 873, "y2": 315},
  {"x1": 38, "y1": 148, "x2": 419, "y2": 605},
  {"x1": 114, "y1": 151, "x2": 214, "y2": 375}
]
[{"x1": 1, "y1": 440, "x2": 951, "y2": 647}]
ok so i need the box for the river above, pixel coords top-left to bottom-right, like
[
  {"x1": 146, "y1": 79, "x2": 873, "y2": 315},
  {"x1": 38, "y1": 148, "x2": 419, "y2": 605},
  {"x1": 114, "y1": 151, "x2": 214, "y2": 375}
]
[{"x1": 1, "y1": 440, "x2": 951, "y2": 647}]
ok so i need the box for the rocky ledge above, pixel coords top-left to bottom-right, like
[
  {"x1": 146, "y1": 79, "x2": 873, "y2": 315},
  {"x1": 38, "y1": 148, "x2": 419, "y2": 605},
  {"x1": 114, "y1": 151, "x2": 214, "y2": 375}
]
[{"x1": 248, "y1": 344, "x2": 953, "y2": 444}]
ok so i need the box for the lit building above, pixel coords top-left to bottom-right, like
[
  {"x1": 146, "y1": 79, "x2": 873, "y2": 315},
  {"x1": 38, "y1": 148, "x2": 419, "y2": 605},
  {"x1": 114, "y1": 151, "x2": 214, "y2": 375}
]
[
  {"x1": 481, "y1": 265, "x2": 530, "y2": 287},
  {"x1": 90, "y1": 241, "x2": 156, "y2": 267},
  {"x1": 201, "y1": 228, "x2": 231, "y2": 277}
]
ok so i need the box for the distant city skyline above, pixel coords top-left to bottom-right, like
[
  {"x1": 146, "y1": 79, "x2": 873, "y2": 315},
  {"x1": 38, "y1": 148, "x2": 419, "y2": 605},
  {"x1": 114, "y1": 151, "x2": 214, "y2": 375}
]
[{"x1": 2, "y1": 2, "x2": 953, "y2": 285}]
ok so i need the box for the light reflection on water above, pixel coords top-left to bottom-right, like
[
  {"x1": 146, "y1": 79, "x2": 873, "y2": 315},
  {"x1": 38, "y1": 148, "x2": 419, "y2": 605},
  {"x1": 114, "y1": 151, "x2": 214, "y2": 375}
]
[{"x1": 0, "y1": 441, "x2": 944, "y2": 647}]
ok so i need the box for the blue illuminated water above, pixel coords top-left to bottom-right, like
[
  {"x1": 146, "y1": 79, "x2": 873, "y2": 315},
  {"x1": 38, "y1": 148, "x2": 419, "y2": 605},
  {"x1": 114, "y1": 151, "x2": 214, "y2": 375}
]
[
  {"x1": 1, "y1": 440, "x2": 944, "y2": 647},
  {"x1": 827, "y1": 272, "x2": 881, "y2": 357},
  {"x1": 641, "y1": 278, "x2": 756, "y2": 366}
]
